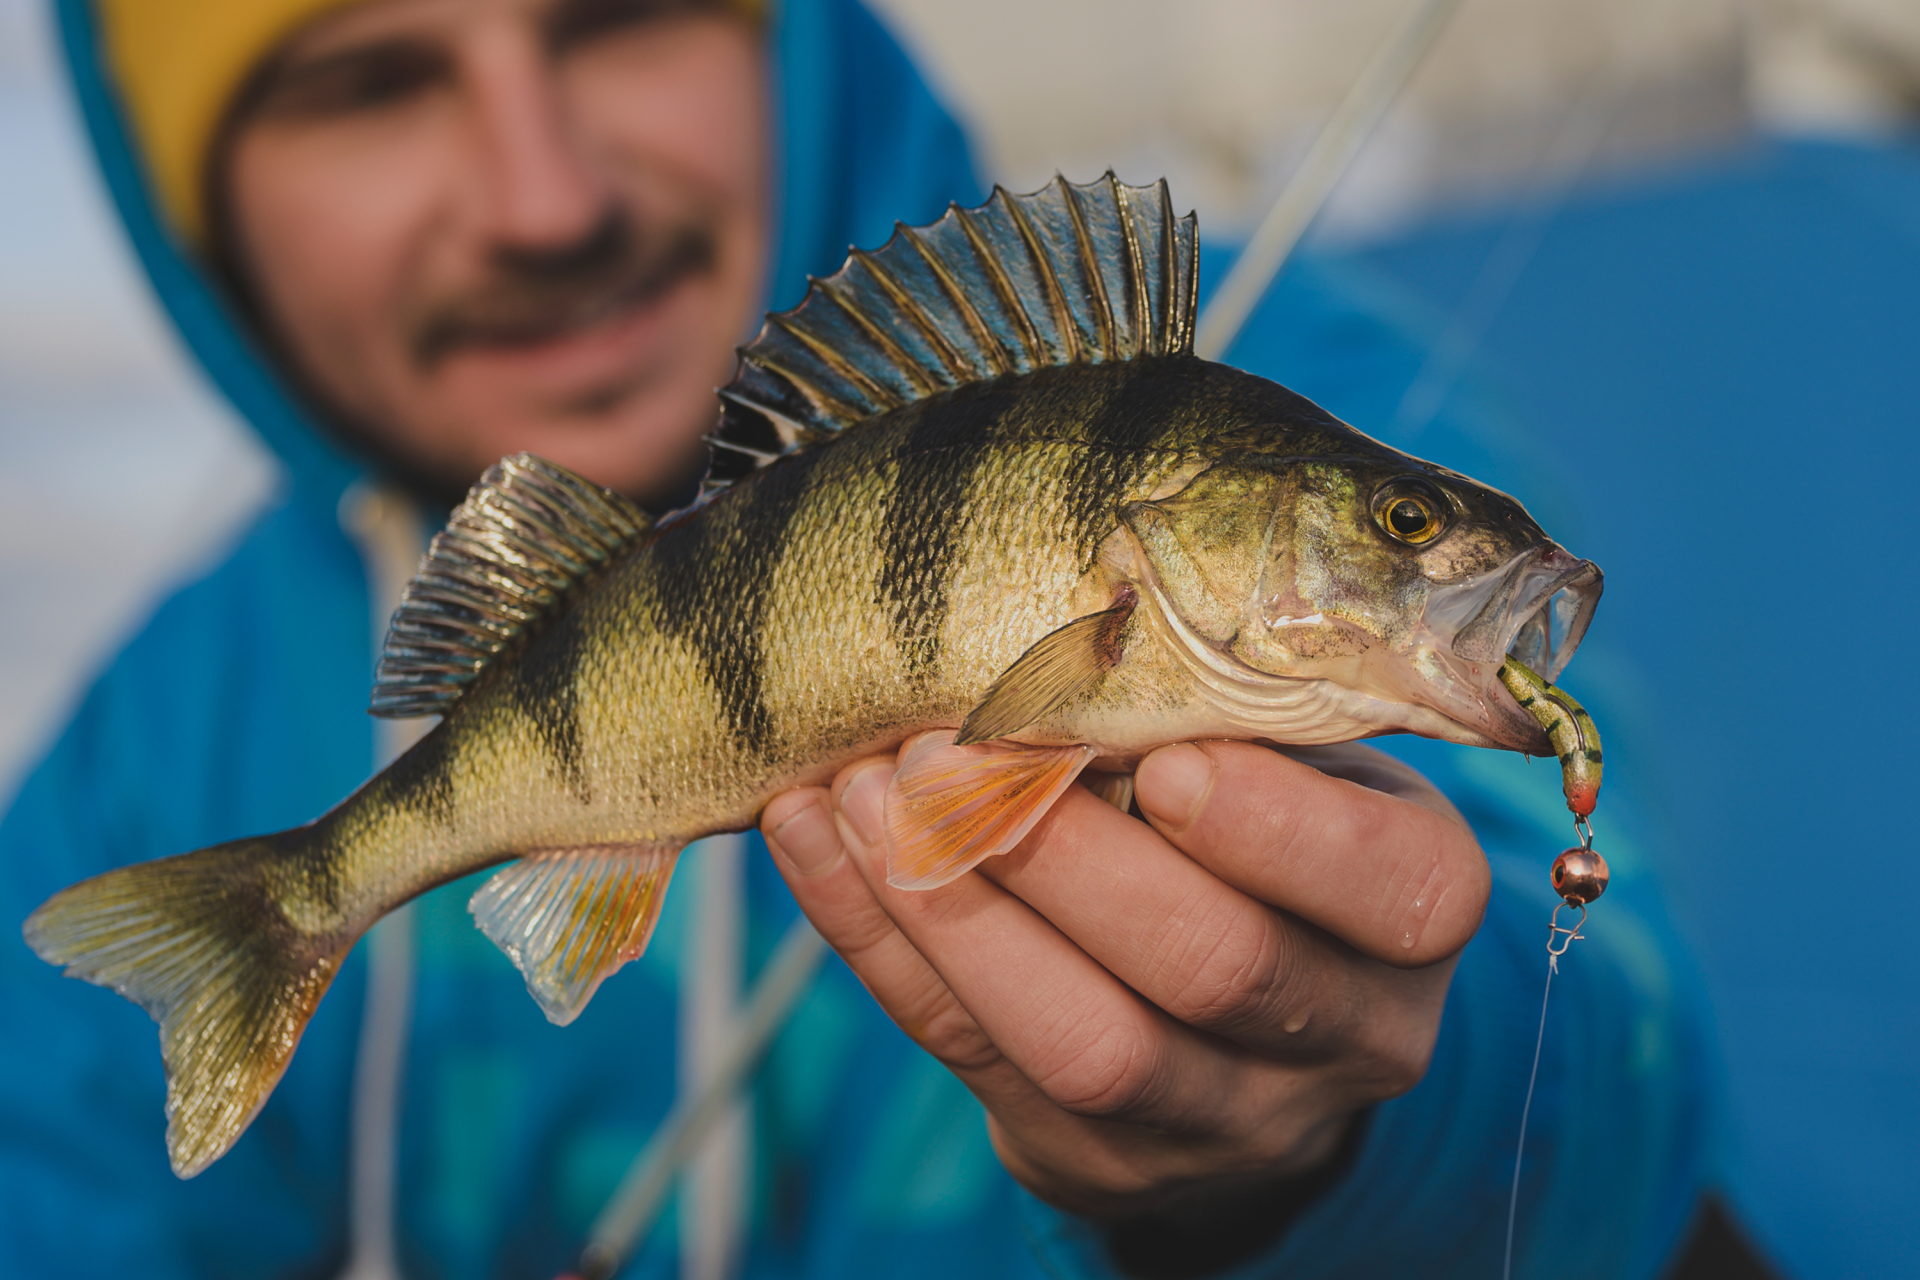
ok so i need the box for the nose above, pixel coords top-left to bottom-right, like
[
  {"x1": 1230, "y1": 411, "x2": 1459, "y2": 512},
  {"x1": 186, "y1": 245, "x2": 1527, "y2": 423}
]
[{"x1": 460, "y1": 24, "x2": 611, "y2": 251}]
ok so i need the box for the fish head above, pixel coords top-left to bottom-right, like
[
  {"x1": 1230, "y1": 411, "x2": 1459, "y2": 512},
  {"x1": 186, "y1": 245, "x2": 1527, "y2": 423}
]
[{"x1": 1119, "y1": 442, "x2": 1601, "y2": 753}]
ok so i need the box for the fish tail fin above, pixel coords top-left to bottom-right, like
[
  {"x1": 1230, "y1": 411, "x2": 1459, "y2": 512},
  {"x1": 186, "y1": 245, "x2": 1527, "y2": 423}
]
[{"x1": 23, "y1": 834, "x2": 354, "y2": 1177}]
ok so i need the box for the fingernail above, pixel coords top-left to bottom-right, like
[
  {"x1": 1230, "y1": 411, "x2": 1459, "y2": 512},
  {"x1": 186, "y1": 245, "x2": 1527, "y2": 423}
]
[
  {"x1": 1135, "y1": 742, "x2": 1215, "y2": 829},
  {"x1": 838, "y1": 763, "x2": 890, "y2": 849},
  {"x1": 768, "y1": 799, "x2": 843, "y2": 876}
]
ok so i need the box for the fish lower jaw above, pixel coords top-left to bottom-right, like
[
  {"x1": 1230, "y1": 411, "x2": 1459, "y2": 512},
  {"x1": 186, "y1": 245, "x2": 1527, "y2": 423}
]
[
  {"x1": 1212, "y1": 683, "x2": 1517, "y2": 751},
  {"x1": 1400, "y1": 662, "x2": 1554, "y2": 755},
  {"x1": 1168, "y1": 642, "x2": 1521, "y2": 752},
  {"x1": 1127, "y1": 570, "x2": 1526, "y2": 752}
]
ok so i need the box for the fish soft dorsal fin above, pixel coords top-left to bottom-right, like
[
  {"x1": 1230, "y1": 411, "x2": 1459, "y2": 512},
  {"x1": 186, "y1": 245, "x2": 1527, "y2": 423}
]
[
  {"x1": 371, "y1": 454, "x2": 651, "y2": 718},
  {"x1": 704, "y1": 173, "x2": 1198, "y2": 490}
]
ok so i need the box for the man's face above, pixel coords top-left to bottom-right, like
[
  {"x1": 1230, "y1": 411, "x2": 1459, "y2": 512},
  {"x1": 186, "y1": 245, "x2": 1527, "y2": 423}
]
[{"x1": 224, "y1": 0, "x2": 770, "y2": 504}]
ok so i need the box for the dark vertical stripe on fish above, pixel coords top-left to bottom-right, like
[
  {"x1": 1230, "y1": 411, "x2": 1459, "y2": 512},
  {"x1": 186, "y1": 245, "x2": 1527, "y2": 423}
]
[
  {"x1": 508, "y1": 600, "x2": 597, "y2": 802},
  {"x1": 876, "y1": 392, "x2": 1002, "y2": 677},
  {"x1": 1066, "y1": 358, "x2": 1206, "y2": 562},
  {"x1": 652, "y1": 449, "x2": 824, "y2": 756}
]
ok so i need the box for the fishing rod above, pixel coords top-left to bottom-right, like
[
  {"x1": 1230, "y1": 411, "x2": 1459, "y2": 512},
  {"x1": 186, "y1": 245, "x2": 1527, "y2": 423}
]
[
  {"x1": 1193, "y1": 0, "x2": 1467, "y2": 361},
  {"x1": 574, "y1": 917, "x2": 829, "y2": 1280}
]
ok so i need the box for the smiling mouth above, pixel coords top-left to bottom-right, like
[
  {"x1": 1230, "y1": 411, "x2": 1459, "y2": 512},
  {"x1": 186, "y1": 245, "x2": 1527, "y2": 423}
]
[{"x1": 412, "y1": 223, "x2": 718, "y2": 369}]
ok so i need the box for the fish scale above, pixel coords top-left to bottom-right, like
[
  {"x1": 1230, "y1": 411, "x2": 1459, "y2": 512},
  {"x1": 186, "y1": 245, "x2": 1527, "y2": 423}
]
[{"x1": 23, "y1": 174, "x2": 1603, "y2": 1178}]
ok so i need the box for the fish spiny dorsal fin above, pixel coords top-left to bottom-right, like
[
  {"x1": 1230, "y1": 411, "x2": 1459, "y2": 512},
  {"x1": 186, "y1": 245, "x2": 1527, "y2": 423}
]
[
  {"x1": 371, "y1": 454, "x2": 651, "y2": 718},
  {"x1": 704, "y1": 173, "x2": 1198, "y2": 492}
]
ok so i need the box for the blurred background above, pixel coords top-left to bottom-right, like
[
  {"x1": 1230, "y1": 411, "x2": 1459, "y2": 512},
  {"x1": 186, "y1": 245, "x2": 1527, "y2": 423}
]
[{"x1": 2, "y1": 0, "x2": 1915, "y2": 1274}]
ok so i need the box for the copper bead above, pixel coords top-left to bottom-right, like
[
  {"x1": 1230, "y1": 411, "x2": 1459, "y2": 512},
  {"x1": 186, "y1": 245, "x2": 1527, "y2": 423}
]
[{"x1": 1551, "y1": 848, "x2": 1610, "y2": 906}]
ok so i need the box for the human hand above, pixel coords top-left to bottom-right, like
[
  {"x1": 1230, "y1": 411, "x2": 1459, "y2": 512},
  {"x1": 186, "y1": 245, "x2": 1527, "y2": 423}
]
[{"x1": 760, "y1": 738, "x2": 1488, "y2": 1238}]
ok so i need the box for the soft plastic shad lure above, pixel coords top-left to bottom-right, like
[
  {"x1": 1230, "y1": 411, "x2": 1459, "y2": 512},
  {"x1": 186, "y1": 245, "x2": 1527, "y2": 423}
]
[{"x1": 1497, "y1": 656, "x2": 1602, "y2": 822}]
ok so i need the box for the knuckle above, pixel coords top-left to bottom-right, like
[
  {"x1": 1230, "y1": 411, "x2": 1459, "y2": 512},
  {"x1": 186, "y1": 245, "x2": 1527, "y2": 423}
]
[
  {"x1": 1375, "y1": 1046, "x2": 1432, "y2": 1098},
  {"x1": 920, "y1": 1015, "x2": 1001, "y2": 1073},
  {"x1": 1033, "y1": 1020, "x2": 1163, "y2": 1119},
  {"x1": 1347, "y1": 1019, "x2": 1437, "y2": 1100},
  {"x1": 831, "y1": 907, "x2": 905, "y2": 958},
  {"x1": 903, "y1": 988, "x2": 1000, "y2": 1070},
  {"x1": 1163, "y1": 908, "x2": 1290, "y2": 1030}
]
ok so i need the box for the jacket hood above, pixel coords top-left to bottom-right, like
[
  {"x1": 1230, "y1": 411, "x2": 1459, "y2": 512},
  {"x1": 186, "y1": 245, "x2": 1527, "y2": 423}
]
[{"x1": 54, "y1": 0, "x2": 981, "y2": 514}]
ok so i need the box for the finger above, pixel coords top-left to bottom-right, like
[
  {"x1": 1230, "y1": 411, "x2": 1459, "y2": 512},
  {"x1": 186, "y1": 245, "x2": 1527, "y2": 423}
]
[
  {"x1": 762, "y1": 781, "x2": 999, "y2": 1073},
  {"x1": 1133, "y1": 741, "x2": 1489, "y2": 967},
  {"x1": 829, "y1": 760, "x2": 1255, "y2": 1136},
  {"x1": 1270, "y1": 742, "x2": 1465, "y2": 824},
  {"x1": 764, "y1": 774, "x2": 1110, "y2": 1134},
  {"x1": 764, "y1": 773, "x2": 1249, "y2": 1193},
  {"x1": 973, "y1": 780, "x2": 1374, "y2": 1058}
]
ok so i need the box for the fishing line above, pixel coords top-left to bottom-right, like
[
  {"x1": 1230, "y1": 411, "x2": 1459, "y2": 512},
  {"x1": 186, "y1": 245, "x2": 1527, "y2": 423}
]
[
  {"x1": 1502, "y1": 817, "x2": 1606, "y2": 1280},
  {"x1": 1194, "y1": 0, "x2": 1467, "y2": 361},
  {"x1": 1391, "y1": 34, "x2": 1631, "y2": 443},
  {"x1": 1502, "y1": 946, "x2": 1555, "y2": 1280}
]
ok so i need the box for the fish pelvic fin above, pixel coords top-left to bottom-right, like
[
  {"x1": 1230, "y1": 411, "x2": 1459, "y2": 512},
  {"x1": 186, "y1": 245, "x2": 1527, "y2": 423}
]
[
  {"x1": 1083, "y1": 771, "x2": 1136, "y2": 814},
  {"x1": 371, "y1": 454, "x2": 652, "y2": 720},
  {"x1": 470, "y1": 844, "x2": 680, "y2": 1025},
  {"x1": 23, "y1": 836, "x2": 355, "y2": 1178},
  {"x1": 704, "y1": 173, "x2": 1198, "y2": 496},
  {"x1": 884, "y1": 731, "x2": 1095, "y2": 891},
  {"x1": 956, "y1": 590, "x2": 1136, "y2": 745}
]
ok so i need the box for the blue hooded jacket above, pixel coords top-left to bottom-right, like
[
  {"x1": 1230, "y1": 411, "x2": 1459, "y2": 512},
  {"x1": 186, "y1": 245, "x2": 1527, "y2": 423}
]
[{"x1": 0, "y1": 2, "x2": 1714, "y2": 1276}]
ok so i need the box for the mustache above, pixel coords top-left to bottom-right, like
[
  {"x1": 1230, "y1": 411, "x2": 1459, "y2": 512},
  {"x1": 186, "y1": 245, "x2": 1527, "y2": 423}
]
[{"x1": 411, "y1": 211, "x2": 719, "y2": 369}]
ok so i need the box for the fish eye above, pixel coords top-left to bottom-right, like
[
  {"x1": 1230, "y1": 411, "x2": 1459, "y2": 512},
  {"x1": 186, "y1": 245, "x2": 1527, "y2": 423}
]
[{"x1": 1372, "y1": 481, "x2": 1447, "y2": 546}]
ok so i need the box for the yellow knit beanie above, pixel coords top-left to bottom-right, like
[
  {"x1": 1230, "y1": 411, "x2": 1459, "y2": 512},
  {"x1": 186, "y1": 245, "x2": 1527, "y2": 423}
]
[{"x1": 100, "y1": 0, "x2": 359, "y2": 244}]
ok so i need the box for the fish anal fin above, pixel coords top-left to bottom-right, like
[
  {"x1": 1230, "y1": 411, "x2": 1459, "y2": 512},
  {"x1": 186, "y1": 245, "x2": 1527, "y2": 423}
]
[
  {"x1": 884, "y1": 731, "x2": 1096, "y2": 891},
  {"x1": 956, "y1": 589, "x2": 1136, "y2": 746},
  {"x1": 471, "y1": 844, "x2": 680, "y2": 1025}
]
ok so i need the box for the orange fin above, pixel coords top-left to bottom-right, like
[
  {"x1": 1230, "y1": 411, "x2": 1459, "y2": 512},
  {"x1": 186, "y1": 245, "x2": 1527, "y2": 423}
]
[
  {"x1": 470, "y1": 844, "x2": 680, "y2": 1025},
  {"x1": 884, "y1": 730, "x2": 1095, "y2": 890}
]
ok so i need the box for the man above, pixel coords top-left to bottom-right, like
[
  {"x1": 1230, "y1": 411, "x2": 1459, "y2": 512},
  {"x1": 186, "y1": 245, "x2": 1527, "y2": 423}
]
[{"x1": 0, "y1": 0, "x2": 1714, "y2": 1276}]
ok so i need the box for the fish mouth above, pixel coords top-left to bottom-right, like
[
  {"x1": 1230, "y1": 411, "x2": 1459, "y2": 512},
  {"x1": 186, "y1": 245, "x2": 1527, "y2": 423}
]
[
  {"x1": 1417, "y1": 546, "x2": 1603, "y2": 750},
  {"x1": 1437, "y1": 545, "x2": 1602, "y2": 682}
]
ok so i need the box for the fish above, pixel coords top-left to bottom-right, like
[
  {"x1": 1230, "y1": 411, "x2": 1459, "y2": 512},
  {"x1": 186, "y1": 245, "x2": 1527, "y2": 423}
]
[{"x1": 24, "y1": 174, "x2": 1603, "y2": 1177}]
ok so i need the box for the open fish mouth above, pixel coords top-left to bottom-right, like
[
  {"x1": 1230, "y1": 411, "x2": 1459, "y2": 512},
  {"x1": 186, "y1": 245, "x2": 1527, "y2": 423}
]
[
  {"x1": 1442, "y1": 545, "x2": 1602, "y2": 682},
  {"x1": 1417, "y1": 545, "x2": 1603, "y2": 749}
]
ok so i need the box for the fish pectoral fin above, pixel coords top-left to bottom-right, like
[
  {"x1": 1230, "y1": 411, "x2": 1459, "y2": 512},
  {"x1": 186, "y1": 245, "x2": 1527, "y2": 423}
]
[
  {"x1": 884, "y1": 730, "x2": 1096, "y2": 891},
  {"x1": 470, "y1": 844, "x2": 681, "y2": 1025},
  {"x1": 955, "y1": 590, "x2": 1136, "y2": 746}
]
